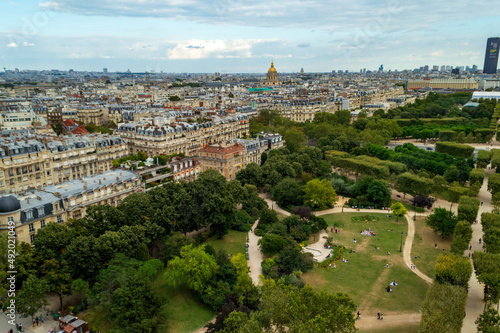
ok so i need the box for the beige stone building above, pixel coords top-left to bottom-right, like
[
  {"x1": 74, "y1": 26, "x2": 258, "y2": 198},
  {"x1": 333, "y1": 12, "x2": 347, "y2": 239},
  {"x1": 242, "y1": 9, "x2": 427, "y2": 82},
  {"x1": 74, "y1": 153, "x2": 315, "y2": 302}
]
[
  {"x1": 116, "y1": 114, "x2": 250, "y2": 157},
  {"x1": 0, "y1": 169, "x2": 142, "y2": 244},
  {"x1": 407, "y1": 78, "x2": 478, "y2": 90},
  {"x1": 197, "y1": 142, "x2": 246, "y2": 181},
  {"x1": 0, "y1": 134, "x2": 128, "y2": 194}
]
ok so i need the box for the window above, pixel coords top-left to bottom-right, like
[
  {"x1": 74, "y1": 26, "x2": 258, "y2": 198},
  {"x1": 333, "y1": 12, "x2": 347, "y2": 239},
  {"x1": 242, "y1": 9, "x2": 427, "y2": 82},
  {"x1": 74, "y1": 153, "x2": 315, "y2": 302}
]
[
  {"x1": 26, "y1": 211, "x2": 33, "y2": 220},
  {"x1": 7, "y1": 217, "x2": 14, "y2": 224},
  {"x1": 57, "y1": 215, "x2": 63, "y2": 223},
  {"x1": 29, "y1": 223, "x2": 34, "y2": 232},
  {"x1": 40, "y1": 220, "x2": 45, "y2": 228},
  {"x1": 38, "y1": 207, "x2": 44, "y2": 216},
  {"x1": 30, "y1": 234, "x2": 35, "y2": 243}
]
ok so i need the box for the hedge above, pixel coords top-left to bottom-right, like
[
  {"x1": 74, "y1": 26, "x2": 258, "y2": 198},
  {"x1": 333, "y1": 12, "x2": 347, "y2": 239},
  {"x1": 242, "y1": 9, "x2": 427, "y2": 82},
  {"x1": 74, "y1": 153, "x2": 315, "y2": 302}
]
[
  {"x1": 476, "y1": 150, "x2": 493, "y2": 169},
  {"x1": 419, "y1": 283, "x2": 467, "y2": 333},
  {"x1": 481, "y1": 213, "x2": 500, "y2": 254},
  {"x1": 488, "y1": 173, "x2": 500, "y2": 196},
  {"x1": 491, "y1": 149, "x2": 500, "y2": 170},
  {"x1": 469, "y1": 168, "x2": 485, "y2": 186},
  {"x1": 435, "y1": 141, "x2": 474, "y2": 158},
  {"x1": 457, "y1": 196, "x2": 480, "y2": 224},
  {"x1": 435, "y1": 254, "x2": 472, "y2": 289}
]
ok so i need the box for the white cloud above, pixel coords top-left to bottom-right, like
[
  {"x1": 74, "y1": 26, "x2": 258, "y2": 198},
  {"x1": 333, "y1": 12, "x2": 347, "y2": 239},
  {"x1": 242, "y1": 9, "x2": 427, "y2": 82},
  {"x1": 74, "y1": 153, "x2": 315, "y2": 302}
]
[
  {"x1": 22, "y1": 42, "x2": 35, "y2": 47},
  {"x1": 167, "y1": 39, "x2": 261, "y2": 59},
  {"x1": 6, "y1": 42, "x2": 18, "y2": 48},
  {"x1": 431, "y1": 50, "x2": 444, "y2": 57}
]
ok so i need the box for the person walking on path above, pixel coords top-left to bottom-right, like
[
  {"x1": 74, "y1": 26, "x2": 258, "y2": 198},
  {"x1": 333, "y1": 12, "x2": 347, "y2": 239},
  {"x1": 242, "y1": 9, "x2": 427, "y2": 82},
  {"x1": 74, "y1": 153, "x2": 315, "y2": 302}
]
[{"x1": 357, "y1": 311, "x2": 361, "y2": 320}]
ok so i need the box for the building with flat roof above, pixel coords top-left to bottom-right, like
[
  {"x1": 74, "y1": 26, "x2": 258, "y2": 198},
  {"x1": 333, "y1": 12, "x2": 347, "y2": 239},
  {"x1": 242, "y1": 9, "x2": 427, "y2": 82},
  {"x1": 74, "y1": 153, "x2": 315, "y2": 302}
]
[{"x1": 472, "y1": 91, "x2": 500, "y2": 101}]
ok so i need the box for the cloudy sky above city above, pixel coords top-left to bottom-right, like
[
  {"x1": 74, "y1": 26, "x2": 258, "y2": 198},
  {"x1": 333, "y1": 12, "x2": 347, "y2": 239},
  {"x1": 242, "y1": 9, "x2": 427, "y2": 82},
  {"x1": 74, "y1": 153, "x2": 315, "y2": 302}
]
[{"x1": 2, "y1": 0, "x2": 499, "y2": 73}]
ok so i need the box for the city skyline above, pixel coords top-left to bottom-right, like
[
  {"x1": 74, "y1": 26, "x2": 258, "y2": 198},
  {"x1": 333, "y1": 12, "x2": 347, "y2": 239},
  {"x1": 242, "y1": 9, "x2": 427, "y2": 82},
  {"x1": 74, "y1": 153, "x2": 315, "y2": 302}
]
[{"x1": 2, "y1": 0, "x2": 500, "y2": 73}]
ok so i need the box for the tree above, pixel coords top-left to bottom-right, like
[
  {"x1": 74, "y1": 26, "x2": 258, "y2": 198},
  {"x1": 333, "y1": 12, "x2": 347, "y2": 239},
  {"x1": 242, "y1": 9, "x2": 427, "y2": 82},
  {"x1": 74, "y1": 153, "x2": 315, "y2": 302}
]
[
  {"x1": 273, "y1": 178, "x2": 304, "y2": 208},
  {"x1": 335, "y1": 110, "x2": 352, "y2": 126},
  {"x1": 390, "y1": 201, "x2": 407, "y2": 222},
  {"x1": 109, "y1": 276, "x2": 163, "y2": 333},
  {"x1": 258, "y1": 234, "x2": 289, "y2": 256},
  {"x1": 16, "y1": 275, "x2": 49, "y2": 322},
  {"x1": 303, "y1": 179, "x2": 337, "y2": 210},
  {"x1": 52, "y1": 122, "x2": 63, "y2": 135},
  {"x1": 444, "y1": 165, "x2": 460, "y2": 183},
  {"x1": 221, "y1": 311, "x2": 261, "y2": 333},
  {"x1": 258, "y1": 280, "x2": 357, "y2": 333},
  {"x1": 275, "y1": 246, "x2": 314, "y2": 276},
  {"x1": 41, "y1": 259, "x2": 72, "y2": 310},
  {"x1": 365, "y1": 179, "x2": 391, "y2": 207},
  {"x1": 426, "y1": 208, "x2": 458, "y2": 238},
  {"x1": 169, "y1": 95, "x2": 181, "y2": 101},
  {"x1": 236, "y1": 163, "x2": 263, "y2": 187},
  {"x1": 166, "y1": 244, "x2": 219, "y2": 294},
  {"x1": 192, "y1": 170, "x2": 237, "y2": 238},
  {"x1": 71, "y1": 279, "x2": 89, "y2": 311},
  {"x1": 476, "y1": 308, "x2": 500, "y2": 333},
  {"x1": 33, "y1": 222, "x2": 74, "y2": 261}
]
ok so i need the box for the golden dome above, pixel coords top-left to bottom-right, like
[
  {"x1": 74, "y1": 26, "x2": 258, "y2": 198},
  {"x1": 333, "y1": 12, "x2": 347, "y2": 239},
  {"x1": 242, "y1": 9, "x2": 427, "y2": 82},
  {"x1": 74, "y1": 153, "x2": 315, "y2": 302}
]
[{"x1": 268, "y1": 61, "x2": 277, "y2": 73}]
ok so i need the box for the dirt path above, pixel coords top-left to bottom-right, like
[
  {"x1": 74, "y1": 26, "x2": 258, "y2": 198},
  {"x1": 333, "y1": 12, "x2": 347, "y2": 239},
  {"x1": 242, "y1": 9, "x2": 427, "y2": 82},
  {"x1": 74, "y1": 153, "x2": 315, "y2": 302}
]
[
  {"x1": 462, "y1": 167, "x2": 492, "y2": 333},
  {"x1": 356, "y1": 312, "x2": 422, "y2": 331},
  {"x1": 403, "y1": 214, "x2": 433, "y2": 284},
  {"x1": 247, "y1": 219, "x2": 264, "y2": 285}
]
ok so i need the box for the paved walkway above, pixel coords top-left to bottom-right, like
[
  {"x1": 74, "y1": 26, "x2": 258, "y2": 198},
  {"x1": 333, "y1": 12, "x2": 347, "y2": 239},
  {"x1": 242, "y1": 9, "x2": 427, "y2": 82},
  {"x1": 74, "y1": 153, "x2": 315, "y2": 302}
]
[
  {"x1": 302, "y1": 230, "x2": 329, "y2": 262},
  {"x1": 462, "y1": 167, "x2": 492, "y2": 333},
  {"x1": 403, "y1": 214, "x2": 433, "y2": 284},
  {"x1": 247, "y1": 219, "x2": 264, "y2": 286}
]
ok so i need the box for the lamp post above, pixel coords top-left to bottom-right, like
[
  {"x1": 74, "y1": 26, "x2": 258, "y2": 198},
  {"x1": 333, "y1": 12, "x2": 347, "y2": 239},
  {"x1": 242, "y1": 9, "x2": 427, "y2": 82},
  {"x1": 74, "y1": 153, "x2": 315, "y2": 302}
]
[
  {"x1": 414, "y1": 203, "x2": 417, "y2": 221},
  {"x1": 400, "y1": 231, "x2": 404, "y2": 252}
]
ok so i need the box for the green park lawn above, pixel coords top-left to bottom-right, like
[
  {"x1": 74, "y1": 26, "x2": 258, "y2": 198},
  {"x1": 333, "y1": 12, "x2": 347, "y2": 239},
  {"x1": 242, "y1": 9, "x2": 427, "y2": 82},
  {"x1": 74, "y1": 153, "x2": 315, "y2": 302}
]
[
  {"x1": 205, "y1": 230, "x2": 247, "y2": 256},
  {"x1": 153, "y1": 271, "x2": 215, "y2": 333},
  {"x1": 302, "y1": 213, "x2": 429, "y2": 317},
  {"x1": 411, "y1": 216, "x2": 451, "y2": 278}
]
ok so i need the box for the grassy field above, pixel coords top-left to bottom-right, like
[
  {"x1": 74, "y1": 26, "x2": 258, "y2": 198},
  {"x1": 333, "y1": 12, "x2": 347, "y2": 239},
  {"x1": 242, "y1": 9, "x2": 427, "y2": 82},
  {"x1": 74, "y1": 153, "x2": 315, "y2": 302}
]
[
  {"x1": 153, "y1": 271, "x2": 215, "y2": 333},
  {"x1": 411, "y1": 216, "x2": 452, "y2": 278},
  {"x1": 205, "y1": 230, "x2": 247, "y2": 255},
  {"x1": 80, "y1": 305, "x2": 114, "y2": 333},
  {"x1": 302, "y1": 213, "x2": 429, "y2": 316}
]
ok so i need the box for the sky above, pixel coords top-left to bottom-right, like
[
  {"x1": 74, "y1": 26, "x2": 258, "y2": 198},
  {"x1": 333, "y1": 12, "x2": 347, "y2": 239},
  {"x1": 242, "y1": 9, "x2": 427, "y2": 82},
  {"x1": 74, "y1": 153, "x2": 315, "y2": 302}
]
[{"x1": 1, "y1": 0, "x2": 499, "y2": 73}]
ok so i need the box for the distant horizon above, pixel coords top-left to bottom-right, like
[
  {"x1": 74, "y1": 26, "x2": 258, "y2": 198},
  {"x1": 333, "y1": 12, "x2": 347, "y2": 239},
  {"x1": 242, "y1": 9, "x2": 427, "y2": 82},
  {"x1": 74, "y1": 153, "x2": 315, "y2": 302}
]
[{"x1": 2, "y1": 1, "x2": 499, "y2": 73}]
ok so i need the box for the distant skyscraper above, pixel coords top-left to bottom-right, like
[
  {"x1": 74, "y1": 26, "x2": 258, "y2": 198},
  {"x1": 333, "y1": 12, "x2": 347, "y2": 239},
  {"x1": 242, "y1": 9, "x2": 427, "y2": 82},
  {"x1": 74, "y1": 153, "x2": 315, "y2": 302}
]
[
  {"x1": 483, "y1": 37, "x2": 500, "y2": 74},
  {"x1": 103, "y1": 68, "x2": 108, "y2": 74},
  {"x1": 379, "y1": 64, "x2": 383, "y2": 71}
]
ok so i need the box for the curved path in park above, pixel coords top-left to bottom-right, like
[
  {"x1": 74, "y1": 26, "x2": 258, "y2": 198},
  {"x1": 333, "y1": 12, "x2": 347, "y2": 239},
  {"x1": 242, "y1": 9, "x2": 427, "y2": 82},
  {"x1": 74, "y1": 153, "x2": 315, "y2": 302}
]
[
  {"x1": 247, "y1": 219, "x2": 264, "y2": 285},
  {"x1": 403, "y1": 213, "x2": 433, "y2": 284},
  {"x1": 461, "y1": 168, "x2": 492, "y2": 333}
]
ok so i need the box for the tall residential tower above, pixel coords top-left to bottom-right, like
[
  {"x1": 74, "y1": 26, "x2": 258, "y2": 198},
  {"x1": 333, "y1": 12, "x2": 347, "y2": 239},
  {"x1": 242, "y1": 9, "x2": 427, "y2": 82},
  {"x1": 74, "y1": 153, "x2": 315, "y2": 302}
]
[{"x1": 483, "y1": 37, "x2": 500, "y2": 74}]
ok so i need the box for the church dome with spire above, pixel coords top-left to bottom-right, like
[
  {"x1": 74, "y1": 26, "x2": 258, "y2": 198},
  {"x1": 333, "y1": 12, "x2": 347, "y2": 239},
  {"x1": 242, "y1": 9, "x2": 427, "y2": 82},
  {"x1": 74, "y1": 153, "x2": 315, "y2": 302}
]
[{"x1": 266, "y1": 60, "x2": 279, "y2": 85}]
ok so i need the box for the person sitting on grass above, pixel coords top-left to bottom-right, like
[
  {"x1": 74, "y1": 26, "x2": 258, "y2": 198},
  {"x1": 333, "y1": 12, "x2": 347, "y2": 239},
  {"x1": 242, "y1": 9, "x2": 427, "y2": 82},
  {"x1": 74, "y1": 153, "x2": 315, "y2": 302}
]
[
  {"x1": 390, "y1": 280, "x2": 398, "y2": 286},
  {"x1": 385, "y1": 286, "x2": 392, "y2": 292},
  {"x1": 385, "y1": 263, "x2": 390, "y2": 268},
  {"x1": 386, "y1": 251, "x2": 391, "y2": 255}
]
